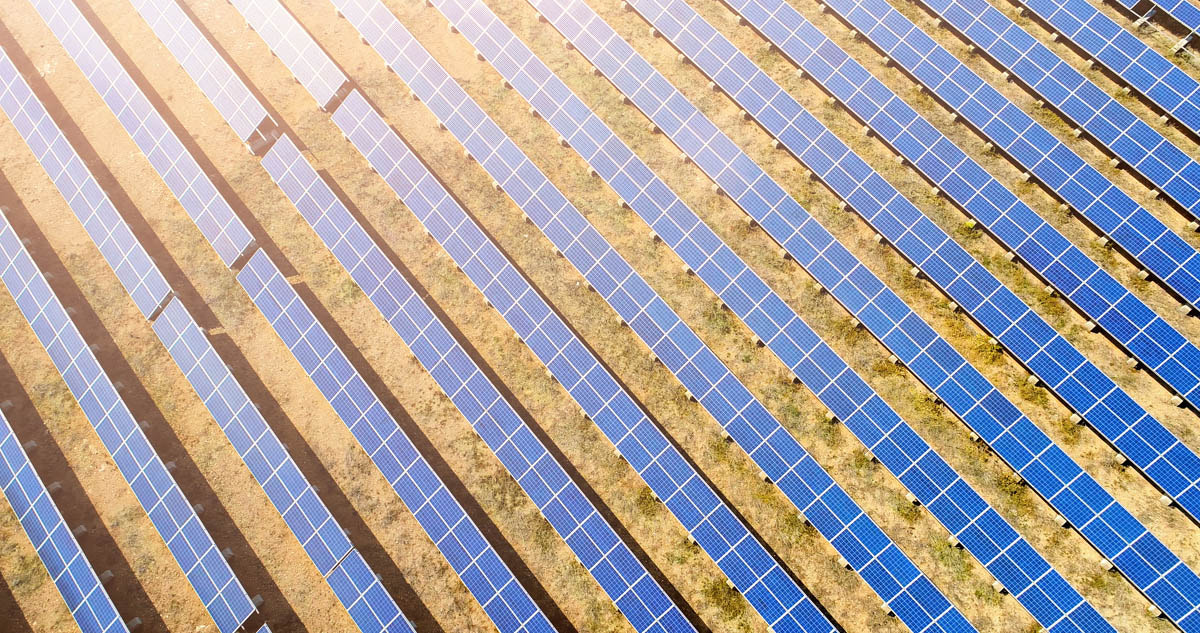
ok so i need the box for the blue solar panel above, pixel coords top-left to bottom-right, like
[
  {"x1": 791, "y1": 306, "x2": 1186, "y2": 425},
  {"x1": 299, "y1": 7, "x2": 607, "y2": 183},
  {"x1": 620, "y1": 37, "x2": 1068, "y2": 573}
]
[
  {"x1": 785, "y1": 0, "x2": 1200, "y2": 319},
  {"x1": 238, "y1": 249, "x2": 555, "y2": 633},
  {"x1": 910, "y1": 0, "x2": 1200, "y2": 237},
  {"x1": 227, "y1": 0, "x2": 350, "y2": 111},
  {"x1": 330, "y1": 85, "x2": 839, "y2": 633},
  {"x1": 704, "y1": 0, "x2": 1200, "y2": 418},
  {"x1": 0, "y1": 50, "x2": 172, "y2": 320},
  {"x1": 1017, "y1": 0, "x2": 1200, "y2": 131},
  {"x1": 26, "y1": 0, "x2": 254, "y2": 268},
  {"x1": 0, "y1": 215, "x2": 257, "y2": 633},
  {"x1": 0, "y1": 408, "x2": 129, "y2": 633},
  {"x1": 598, "y1": 1, "x2": 1200, "y2": 629},
  {"x1": 153, "y1": 299, "x2": 416, "y2": 633},
  {"x1": 260, "y1": 135, "x2": 694, "y2": 633},
  {"x1": 622, "y1": 0, "x2": 1200, "y2": 522},
  {"x1": 128, "y1": 0, "x2": 277, "y2": 150},
  {"x1": 528, "y1": 2, "x2": 1126, "y2": 632}
]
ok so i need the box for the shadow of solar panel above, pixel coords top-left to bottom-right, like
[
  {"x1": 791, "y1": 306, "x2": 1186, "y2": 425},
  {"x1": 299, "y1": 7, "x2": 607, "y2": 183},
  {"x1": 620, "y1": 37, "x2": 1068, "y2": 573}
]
[
  {"x1": 0, "y1": 216, "x2": 256, "y2": 633},
  {"x1": 0, "y1": 409, "x2": 129, "y2": 633},
  {"x1": 226, "y1": 0, "x2": 350, "y2": 111},
  {"x1": 236, "y1": 249, "x2": 554, "y2": 633},
  {"x1": 619, "y1": 0, "x2": 1200, "y2": 524},
  {"x1": 1019, "y1": 0, "x2": 1200, "y2": 131},
  {"x1": 26, "y1": 0, "x2": 254, "y2": 268},
  {"x1": 261, "y1": 134, "x2": 694, "y2": 633},
  {"x1": 911, "y1": 0, "x2": 1200, "y2": 243},
  {"x1": 1113, "y1": 0, "x2": 1200, "y2": 43},
  {"x1": 0, "y1": 52, "x2": 172, "y2": 320},
  {"x1": 526, "y1": 2, "x2": 1128, "y2": 632},
  {"x1": 772, "y1": 0, "x2": 1200, "y2": 319},
  {"x1": 330, "y1": 85, "x2": 838, "y2": 633},
  {"x1": 599, "y1": 1, "x2": 1200, "y2": 629},
  {"x1": 128, "y1": 0, "x2": 276, "y2": 151}
]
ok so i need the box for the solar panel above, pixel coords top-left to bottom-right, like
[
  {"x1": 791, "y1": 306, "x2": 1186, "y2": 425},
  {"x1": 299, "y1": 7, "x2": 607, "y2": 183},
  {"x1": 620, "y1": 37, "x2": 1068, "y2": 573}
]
[
  {"x1": 26, "y1": 0, "x2": 254, "y2": 268},
  {"x1": 226, "y1": 0, "x2": 350, "y2": 110},
  {"x1": 1016, "y1": 0, "x2": 1200, "y2": 132},
  {"x1": 0, "y1": 50, "x2": 172, "y2": 320},
  {"x1": 0, "y1": 214, "x2": 257, "y2": 633},
  {"x1": 0, "y1": 408, "x2": 129, "y2": 633},
  {"x1": 620, "y1": 0, "x2": 1200, "y2": 524},
  {"x1": 153, "y1": 298, "x2": 416, "y2": 633},
  {"x1": 526, "y1": 2, "x2": 1126, "y2": 632},
  {"x1": 261, "y1": 134, "x2": 694, "y2": 633},
  {"x1": 238, "y1": 249, "x2": 555, "y2": 633},
  {"x1": 771, "y1": 0, "x2": 1200, "y2": 320},
  {"x1": 331, "y1": 83, "x2": 840, "y2": 633},
  {"x1": 911, "y1": 0, "x2": 1200, "y2": 236},
  {"x1": 128, "y1": 0, "x2": 277, "y2": 151},
  {"x1": 579, "y1": 1, "x2": 1200, "y2": 629}
]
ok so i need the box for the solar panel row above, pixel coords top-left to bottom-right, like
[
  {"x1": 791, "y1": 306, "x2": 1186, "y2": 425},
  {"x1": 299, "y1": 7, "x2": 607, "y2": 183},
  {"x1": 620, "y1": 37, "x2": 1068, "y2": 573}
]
[
  {"x1": 1016, "y1": 0, "x2": 1200, "y2": 132},
  {"x1": 336, "y1": 2, "x2": 968, "y2": 631},
  {"x1": 238, "y1": 248, "x2": 555, "y2": 633},
  {"x1": 0, "y1": 42, "x2": 412, "y2": 633},
  {"x1": 261, "y1": 134, "x2": 694, "y2": 633},
  {"x1": 0, "y1": 408, "x2": 129, "y2": 633},
  {"x1": 226, "y1": 0, "x2": 351, "y2": 111},
  {"x1": 526, "y1": 3, "x2": 1118, "y2": 632},
  {"x1": 0, "y1": 214, "x2": 257, "y2": 633},
  {"x1": 27, "y1": 0, "x2": 255, "y2": 269},
  {"x1": 128, "y1": 0, "x2": 277, "y2": 151},
  {"x1": 802, "y1": 0, "x2": 1200, "y2": 316},
  {"x1": 331, "y1": 82, "x2": 840, "y2": 633},
  {"x1": 152, "y1": 298, "x2": 417, "y2": 633},
  {"x1": 627, "y1": 0, "x2": 1200, "y2": 519},
  {"x1": 0, "y1": 52, "x2": 171, "y2": 320},
  {"x1": 914, "y1": 0, "x2": 1200, "y2": 223},
  {"x1": 611, "y1": 2, "x2": 1200, "y2": 629}
]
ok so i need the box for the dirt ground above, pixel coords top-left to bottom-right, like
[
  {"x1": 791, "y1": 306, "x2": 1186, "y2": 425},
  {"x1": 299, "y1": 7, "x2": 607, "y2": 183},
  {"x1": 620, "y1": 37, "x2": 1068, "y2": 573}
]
[{"x1": 1, "y1": 0, "x2": 1199, "y2": 632}]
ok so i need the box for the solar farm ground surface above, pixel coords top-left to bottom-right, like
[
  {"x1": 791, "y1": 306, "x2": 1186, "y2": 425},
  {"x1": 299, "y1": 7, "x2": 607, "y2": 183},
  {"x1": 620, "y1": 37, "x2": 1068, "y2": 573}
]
[{"x1": 1, "y1": 0, "x2": 1200, "y2": 631}]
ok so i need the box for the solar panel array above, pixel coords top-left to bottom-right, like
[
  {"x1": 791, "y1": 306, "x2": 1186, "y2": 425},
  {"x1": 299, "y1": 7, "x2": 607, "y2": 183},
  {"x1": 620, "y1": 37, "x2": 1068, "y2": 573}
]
[
  {"x1": 713, "y1": 0, "x2": 1200, "y2": 412},
  {"x1": 26, "y1": 0, "x2": 255, "y2": 269},
  {"x1": 0, "y1": 41, "x2": 414, "y2": 633},
  {"x1": 1017, "y1": 0, "x2": 1200, "y2": 131},
  {"x1": 0, "y1": 214, "x2": 257, "y2": 633},
  {"x1": 798, "y1": 0, "x2": 1200, "y2": 316},
  {"x1": 152, "y1": 298, "x2": 416, "y2": 633},
  {"x1": 914, "y1": 0, "x2": 1200, "y2": 222},
  {"x1": 128, "y1": 0, "x2": 276, "y2": 150},
  {"x1": 261, "y1": 134, "x2": 694, "y2": 633},
  {"x1": 526, "y1": 2, "x2": 1121, "y2": 632},
  {"x1": 331, "y1": 82, "x2": 842, "y2": 633},
  {"x1": 335, "y1": 4, "x2": 973, "y2": 632},
  {"x1": 624, "y1": 0, "x2": 1200, "y2": 521},
  {"x1": 613, "y1": 1, "x2": 1200, "y2": 628},
  {"x1": 0, "y1": 408, "x2": 129, "y2": 633},
  {"x1": 0, "y1": 51, "x2": 172, "y2": 320},
  {"x1": 226, "y1": 0, "x2": 350, "y2": 111},
  {"x1": 237, "y1": 249, "x2": 555, "y2": 633}
]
